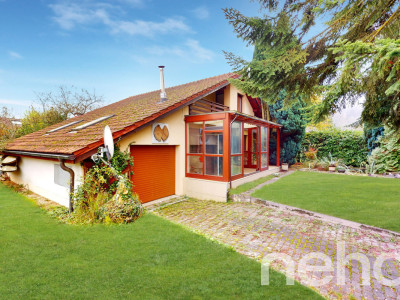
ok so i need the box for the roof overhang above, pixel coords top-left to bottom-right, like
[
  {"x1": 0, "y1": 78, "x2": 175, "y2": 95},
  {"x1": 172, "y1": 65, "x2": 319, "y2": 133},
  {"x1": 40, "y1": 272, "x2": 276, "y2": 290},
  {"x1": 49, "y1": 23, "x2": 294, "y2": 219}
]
[
  {"x1": 231, "y1": 111, "x2": 282, "y2": 128},
  {"x1": 1, "y1": 150, "x2": 75, "y2": 162}
]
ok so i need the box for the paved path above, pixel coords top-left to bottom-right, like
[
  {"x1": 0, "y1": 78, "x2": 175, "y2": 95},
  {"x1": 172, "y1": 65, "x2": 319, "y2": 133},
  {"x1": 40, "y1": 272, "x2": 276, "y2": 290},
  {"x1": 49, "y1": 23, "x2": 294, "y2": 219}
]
[{"x1": 154, "y1": 200, "x2": 400, "y2": 300}]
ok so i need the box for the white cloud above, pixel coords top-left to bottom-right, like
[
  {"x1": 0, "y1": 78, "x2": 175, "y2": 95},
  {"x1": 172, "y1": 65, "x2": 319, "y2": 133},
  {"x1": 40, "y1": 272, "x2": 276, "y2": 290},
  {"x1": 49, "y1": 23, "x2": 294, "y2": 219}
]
[
  {"x1": 110, "y1": 17, "x2": 191, "y2": 37},
  {"x1": 0, "y1": 99, "x2": 31, "y2": 106},
  {"x1": 49, "y1": 1, "x2": 191, "y2": 37},
  {"x1": 49, "y1": 2, "x2": 111, "y2": 30},
  {"x1": 191, "y1": 6, "x2": 209, "y2": 20},
  {"x1": 147, "y1": 39, "x2": 214, "y2": 63},
  {"x1": 9, "y1": 51, "x2": 23, "y2": 59},
  {"x1": 185, "y1": 39, "x2": 213, "y2": 61}
]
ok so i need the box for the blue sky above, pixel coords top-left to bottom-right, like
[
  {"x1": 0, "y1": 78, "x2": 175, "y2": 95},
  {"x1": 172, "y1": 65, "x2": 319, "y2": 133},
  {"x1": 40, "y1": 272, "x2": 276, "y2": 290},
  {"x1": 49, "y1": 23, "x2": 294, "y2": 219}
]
[{"x1": 0, "y1": 0, "x2": 263, "y2": 117}]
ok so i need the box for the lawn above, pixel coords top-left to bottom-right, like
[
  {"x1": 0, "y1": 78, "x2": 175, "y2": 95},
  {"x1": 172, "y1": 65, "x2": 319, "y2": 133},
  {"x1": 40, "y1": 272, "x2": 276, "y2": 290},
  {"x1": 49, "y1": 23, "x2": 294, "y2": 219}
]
[
  {"x1": 0, "y1": 183, "x2": 320, "y2": 299},
  {"x1": 229, "y1": 175, "x2": 275, "y2": 195},
  {"x1": 253, "y1": 171, "x2": 400, "y2": 232}
]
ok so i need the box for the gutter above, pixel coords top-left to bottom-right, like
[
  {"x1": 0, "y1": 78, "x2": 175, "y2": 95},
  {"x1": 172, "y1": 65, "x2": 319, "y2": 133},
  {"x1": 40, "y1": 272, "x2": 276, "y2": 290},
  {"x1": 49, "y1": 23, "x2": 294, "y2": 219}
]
[
  {"x1": 59, "y1": 158, "x2": 75, "y2": 212},
  {"x1": 2, "y1": 150, "x2": 75, "y2": 161}
]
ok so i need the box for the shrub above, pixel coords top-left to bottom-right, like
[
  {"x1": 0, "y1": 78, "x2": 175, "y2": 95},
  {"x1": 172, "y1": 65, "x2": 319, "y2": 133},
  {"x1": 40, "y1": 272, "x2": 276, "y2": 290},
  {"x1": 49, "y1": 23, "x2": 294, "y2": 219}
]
[
  {"x1": 369, "y1": 127, "x2": 400, "y2": 173},
  {"x1": 71, "y1": 146, "x2": 143, "y2": 224},
  {"x1": 301, "y1": 129, "x2": 368, "y2": 166}
]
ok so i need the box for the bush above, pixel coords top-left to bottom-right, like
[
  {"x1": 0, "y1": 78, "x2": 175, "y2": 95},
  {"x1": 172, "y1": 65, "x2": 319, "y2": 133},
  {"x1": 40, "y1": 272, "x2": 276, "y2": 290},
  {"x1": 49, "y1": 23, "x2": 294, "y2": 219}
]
[
  {"x1": 369, "y1": 127, "x2": 400, "y2": 173},
  {"x1": 300, "y1": 129, "x2": 368, "y2": 166},
  {"x1": 70, "y1": 146, "x2": 143, "y2": 224}
]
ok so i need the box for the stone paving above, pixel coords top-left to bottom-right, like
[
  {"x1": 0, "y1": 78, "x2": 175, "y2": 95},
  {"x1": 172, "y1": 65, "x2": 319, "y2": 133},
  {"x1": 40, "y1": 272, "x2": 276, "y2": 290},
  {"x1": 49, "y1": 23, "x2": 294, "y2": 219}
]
[{"x1": 154, "y1": 199, "x2": 400, "y2": 300}]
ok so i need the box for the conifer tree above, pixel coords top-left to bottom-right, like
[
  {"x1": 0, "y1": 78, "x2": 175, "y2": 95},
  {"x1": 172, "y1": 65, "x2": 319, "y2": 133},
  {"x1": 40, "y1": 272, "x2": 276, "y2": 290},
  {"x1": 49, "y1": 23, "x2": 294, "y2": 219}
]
[{"x1": 224, "y1": 0, "x2": 400, "y2": 128}]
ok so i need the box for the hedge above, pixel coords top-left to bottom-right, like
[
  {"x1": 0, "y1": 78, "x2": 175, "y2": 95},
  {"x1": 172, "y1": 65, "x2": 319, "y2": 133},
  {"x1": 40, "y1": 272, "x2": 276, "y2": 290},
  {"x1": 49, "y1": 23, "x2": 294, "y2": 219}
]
[{"x1": 300, "y1": 129, "x2": 368, "y2": 166}]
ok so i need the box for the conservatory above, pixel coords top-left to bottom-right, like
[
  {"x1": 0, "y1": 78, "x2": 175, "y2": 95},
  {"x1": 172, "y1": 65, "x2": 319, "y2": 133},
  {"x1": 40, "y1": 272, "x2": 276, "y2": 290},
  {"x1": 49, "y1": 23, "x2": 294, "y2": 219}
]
[{"x1": 185, "y1": 111, "x2": 282, "y2": 183}]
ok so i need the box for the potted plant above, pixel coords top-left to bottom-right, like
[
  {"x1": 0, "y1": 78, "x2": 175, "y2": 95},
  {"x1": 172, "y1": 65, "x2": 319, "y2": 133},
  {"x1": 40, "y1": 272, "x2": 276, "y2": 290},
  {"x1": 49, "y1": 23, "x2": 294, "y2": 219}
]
[{"x1": 281, "y1": 162, "x2": 289, "y2": 171}]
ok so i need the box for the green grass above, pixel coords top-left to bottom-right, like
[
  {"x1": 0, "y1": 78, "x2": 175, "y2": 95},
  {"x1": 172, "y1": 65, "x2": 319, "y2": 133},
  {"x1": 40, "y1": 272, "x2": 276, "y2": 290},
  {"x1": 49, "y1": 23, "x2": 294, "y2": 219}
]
[
  {"x1": 229, "y1": 175, "x2": 275, "y2": 195},
  {"x1": 253, "y1": 171, "x2": 400, "y2": 232},
  {"x1": 0, "y1": 184, "x2": 320, "y2": 299}
]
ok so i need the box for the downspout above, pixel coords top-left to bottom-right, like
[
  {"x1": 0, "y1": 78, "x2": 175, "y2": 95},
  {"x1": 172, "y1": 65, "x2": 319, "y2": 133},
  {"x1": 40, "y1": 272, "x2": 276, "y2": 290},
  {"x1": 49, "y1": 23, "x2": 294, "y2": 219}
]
[
  {"x1": 59, "y1": 158, "x2": 75, "y2": 212},
  {"x1": 229, "y1": 115, "x2": 239, "y2": 190}
]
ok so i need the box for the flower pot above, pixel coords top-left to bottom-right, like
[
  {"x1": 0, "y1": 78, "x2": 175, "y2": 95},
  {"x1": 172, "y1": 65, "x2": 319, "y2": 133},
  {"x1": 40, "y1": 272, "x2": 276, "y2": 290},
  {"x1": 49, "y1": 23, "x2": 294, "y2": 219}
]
[
  {"x1": 281, "y1": 163, "x2": 289, "y2": 171},
  {"x1": 329, "y1": 166, "x2": 336, "y2": 172}
]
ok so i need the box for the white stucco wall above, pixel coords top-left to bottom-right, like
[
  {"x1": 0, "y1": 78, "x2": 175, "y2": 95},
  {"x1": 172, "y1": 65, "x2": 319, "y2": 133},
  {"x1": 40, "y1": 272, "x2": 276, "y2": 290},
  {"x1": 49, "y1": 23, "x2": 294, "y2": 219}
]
[
  {"x1": 224, "y1": 84, "x2": 255, "y2": 116},
  {"x1": 8, "y1": 157, "x2": 84, "y2": 207},
  {"x1": 183, "y1": 177, "x2": 228, "y2": 202}
]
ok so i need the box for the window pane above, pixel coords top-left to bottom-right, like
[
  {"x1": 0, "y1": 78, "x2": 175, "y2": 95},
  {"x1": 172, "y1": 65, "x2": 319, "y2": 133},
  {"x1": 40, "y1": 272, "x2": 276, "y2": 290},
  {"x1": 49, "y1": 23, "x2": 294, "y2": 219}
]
[
  {"x1": 205, "y1": 120, "x2": 223, "y2": 131},
  {"x1": 187, "y1": 122, "x2": 203, "y2": 153},
  {"x1": 187, "y1": 156, "x2": 203, "y2": 174},
  {"x1": 205, "y1": 156, "x2": 223, "y2": 177},
  {"x1": 261, "y1": 127, "x2": 268, "y2": 152},
  {"x1": 205, "y1": 132, "x2": 223, "y2": 154},
  {"x1": 231, "y1": 156, "x2": 242, "y2": 176},
  {"x1": 231, "y1": 121, "x2": 242, "y2": 154},
  {"x1": 261, "y1": 153, "x2": 268, "y2": 168}
]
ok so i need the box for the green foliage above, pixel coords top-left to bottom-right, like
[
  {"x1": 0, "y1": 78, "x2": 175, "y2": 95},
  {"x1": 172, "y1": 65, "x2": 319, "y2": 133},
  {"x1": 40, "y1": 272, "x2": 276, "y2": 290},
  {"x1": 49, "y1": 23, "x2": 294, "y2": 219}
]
[
  {"x1": 369, "y1": 127, "x2": 400, "y2": 173},
  {"x1": 72, "y1": 146, "x2": 142, "y2": 224},
  {"x1": 301, "y1": 129, "x2": 368, "y2": 166},
  {"x1": 364, "y1": 126, "x2": 384, "y2": 154},
  {"x1": 268, "y1": 94, "x2": 307, "y2": 165},
  {"x1": 16, "y1": 106, "x2": 66, "y2": 137},
  {"x1": 224, "y1": 0, "x2": 400, "y2": 127}
]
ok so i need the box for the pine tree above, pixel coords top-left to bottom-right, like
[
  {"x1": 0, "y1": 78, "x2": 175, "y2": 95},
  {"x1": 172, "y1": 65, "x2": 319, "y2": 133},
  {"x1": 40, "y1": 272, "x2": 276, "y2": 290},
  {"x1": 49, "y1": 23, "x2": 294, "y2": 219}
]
[{"x1": 224, "y1": 0, "x2": 400, "y2": 128}]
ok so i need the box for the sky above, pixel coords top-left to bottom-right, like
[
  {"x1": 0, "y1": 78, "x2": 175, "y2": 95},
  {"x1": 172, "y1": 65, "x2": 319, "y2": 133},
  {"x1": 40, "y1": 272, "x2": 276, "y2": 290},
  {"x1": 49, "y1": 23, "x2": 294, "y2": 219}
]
[{"x1": 0, "y1": 0, "x2": 361, "y2": 127}]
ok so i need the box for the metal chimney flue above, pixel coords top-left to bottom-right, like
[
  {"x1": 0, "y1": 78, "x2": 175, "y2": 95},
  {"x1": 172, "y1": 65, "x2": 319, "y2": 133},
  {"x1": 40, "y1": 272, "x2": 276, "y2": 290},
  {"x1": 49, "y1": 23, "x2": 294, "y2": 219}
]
[{"x1": 158, "y1": 66, "x2": 167, "y2": 102}]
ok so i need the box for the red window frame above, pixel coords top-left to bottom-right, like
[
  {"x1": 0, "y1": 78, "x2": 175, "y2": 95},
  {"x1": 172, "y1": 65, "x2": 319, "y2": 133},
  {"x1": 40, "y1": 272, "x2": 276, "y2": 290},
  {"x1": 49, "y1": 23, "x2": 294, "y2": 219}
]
[{"x1": 185, "y1": 113, "x2": 229, "y2": 182}]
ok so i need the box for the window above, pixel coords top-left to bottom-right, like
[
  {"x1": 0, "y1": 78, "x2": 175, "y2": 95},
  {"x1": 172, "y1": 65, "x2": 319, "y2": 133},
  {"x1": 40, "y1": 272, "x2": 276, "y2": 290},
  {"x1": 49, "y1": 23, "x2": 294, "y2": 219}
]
[
  {"x1": 186, "y1": 120, "x2": 224, "y2": 177},
  {"x1": 237, "y1": 94, "x2": 243, "y2": 113},
  {"x1": 231, "y1": 121, "x2": 242, "y2": 176},
  {"x1": 73, "y1": 115, "x2": 114, "y2": 131},
  {"x1": 47, "y1": 120, "x2": 83, "y2": 134},
  {"x1": 54, "y1": 164, "x2": 70, "y2": 188},
  {"x1": 260, "y1": 127, "x2": 268, "y2": 169},
  {"x1": 187, "y1": 122, "x2": 203, "y2": 154},
  {"x1": 216, "y1": 90, "x2": 224, "y2": 106}
]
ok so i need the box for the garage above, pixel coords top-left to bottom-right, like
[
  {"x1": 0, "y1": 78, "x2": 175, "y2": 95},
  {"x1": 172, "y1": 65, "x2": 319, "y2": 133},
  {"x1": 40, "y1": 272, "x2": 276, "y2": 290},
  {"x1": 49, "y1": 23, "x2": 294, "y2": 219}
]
[{"x1": 130, "y1": 145, "x2": 176, "y2": 203}]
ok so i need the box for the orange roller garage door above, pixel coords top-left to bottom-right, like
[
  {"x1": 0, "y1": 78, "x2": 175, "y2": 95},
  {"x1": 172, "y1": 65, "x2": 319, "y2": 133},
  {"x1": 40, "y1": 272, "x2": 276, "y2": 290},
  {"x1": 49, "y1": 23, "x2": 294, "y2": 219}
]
[{"x1": 130, "y1": 145, "x2": 175, "y2": 203}]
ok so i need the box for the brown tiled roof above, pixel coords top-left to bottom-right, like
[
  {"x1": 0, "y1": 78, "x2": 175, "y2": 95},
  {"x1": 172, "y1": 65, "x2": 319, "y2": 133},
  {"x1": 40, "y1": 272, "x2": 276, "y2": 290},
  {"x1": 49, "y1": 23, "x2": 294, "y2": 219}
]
[{"x1": 5, "y1": 73, "x2": 237, "y2": 158}]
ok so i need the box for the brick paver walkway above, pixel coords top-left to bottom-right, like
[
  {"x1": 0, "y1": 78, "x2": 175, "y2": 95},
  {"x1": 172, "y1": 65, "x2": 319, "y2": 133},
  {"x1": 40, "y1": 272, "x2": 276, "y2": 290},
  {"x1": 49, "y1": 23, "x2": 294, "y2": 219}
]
[{"x1": 154, "y1": 200, "x2": 400, "y2": 300}]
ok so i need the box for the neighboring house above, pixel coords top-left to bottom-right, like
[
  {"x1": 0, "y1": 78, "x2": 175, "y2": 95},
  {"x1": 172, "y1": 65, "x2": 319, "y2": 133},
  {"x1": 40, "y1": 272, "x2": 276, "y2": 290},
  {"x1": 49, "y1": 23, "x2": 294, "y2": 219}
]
[{"x1": 2, "y1": 71, "x2": 282, "y2": 208}]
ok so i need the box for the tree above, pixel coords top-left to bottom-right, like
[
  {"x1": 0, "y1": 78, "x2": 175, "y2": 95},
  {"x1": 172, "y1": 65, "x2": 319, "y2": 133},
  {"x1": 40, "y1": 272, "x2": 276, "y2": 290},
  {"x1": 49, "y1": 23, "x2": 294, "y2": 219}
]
[
  {"x1": 224, "y1": 0, "x2": 400, "y2": 128},
  {"x1": 268, "y1": 92, "x2": 307, "y2": 165},
  {"x1": 0, "y1": 107, "x2": 18, "y2": 149},
  {"x1": 16, "y1": 107, "x2": 66, "y2": 137},
  {"x1": 36, "y1": 85, "x2": 103, "y2": 118},
  {"x1": 16, "y1": 86, "x2": 103, "y2": 137}
]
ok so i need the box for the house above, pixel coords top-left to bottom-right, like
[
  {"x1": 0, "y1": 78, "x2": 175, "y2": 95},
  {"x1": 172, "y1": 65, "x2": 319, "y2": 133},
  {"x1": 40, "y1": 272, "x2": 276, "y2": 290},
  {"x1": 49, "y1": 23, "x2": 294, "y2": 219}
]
[{"x1": 2, "y1": 69, "x2": 282, "y2": 208}]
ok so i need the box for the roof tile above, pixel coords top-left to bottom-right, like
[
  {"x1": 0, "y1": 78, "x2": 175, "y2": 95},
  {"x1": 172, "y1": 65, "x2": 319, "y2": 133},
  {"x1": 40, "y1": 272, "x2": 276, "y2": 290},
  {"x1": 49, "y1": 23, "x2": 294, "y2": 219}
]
[{"x1": 5, "y1": 73, "x2": 236, "y2": 156}]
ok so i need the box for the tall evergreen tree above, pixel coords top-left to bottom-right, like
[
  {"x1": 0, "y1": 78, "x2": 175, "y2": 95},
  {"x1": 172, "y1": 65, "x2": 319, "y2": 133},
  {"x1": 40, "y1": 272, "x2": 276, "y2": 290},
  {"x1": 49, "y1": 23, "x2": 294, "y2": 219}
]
[
  {"x1": 268, "y1": 92, "x2": 307, "y2": 165},
  {"x1": 224, "y1": 0, "x2": 400, "y2": 128}
]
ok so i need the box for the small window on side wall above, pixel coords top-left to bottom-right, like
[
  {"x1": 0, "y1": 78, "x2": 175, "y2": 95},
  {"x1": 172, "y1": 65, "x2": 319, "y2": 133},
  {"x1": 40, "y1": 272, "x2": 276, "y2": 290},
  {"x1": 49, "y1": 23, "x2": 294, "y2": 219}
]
[
  {"x1": 54, "y1": 164, "x2": 70, "y2": 188},
  {"x1": 237, "y1": 94, "x2": 243, "y2": 113},
  {"x1": 216, "y1": 90, "x2": 224, "y2": 106}
]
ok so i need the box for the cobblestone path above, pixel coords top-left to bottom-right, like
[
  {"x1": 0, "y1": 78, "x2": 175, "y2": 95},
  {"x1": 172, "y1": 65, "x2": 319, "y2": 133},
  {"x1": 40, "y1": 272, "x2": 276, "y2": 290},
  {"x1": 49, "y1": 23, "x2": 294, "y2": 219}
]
[{"x1": 154, "y1": 200, "x2": 400, "y2": 300}]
